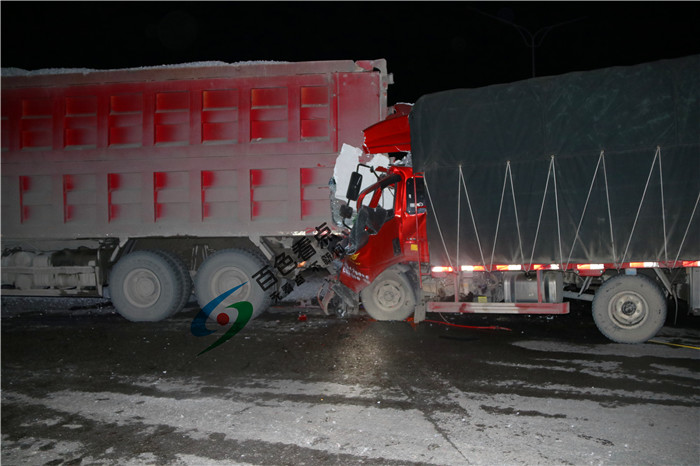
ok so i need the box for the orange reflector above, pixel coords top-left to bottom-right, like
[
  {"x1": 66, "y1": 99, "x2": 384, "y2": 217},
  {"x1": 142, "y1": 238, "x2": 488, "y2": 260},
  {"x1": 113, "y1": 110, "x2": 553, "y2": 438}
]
[
  {"x1": 495, "y1": 264, "x2": 522, "y2": 271},
  {"x1": 682, "y1": 260, "x2": 700, "y2": 267},
  {"x1": 431, "y1": 266, "x2": 453, "y2": 273},
  {"x1": 461, "y1": 265, "x2": 486, "y2": 272},
  {"x1": 577, "y1": 263, "x2": 605, "y2": 271},
  {"x1": 629, "y1": 262, "x2": 659, "y2": 268}
]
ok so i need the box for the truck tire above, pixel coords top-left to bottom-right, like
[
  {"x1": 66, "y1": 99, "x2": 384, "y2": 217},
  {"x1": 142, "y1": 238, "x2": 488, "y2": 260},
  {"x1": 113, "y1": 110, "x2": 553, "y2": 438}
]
[
  {"x1": 151, "y1": 249, "x2": 193, "y2": 316},
  {"x1": 592, "y1": 274, "x2": 666, "y2": 343},
  {"x1": 109, "y1": 250, "x2": 185, "y2": 322},
  {"x1": 194, "y1": 248, "x2": 271, "y2": 319},
  {"x1": 360, "y1": 267, "x2": 416, "y2": 321}
]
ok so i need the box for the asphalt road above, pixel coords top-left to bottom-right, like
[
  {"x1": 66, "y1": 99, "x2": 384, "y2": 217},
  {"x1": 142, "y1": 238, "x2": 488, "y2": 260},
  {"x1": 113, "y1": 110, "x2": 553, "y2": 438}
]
[{"x1": 2, "y1": 297, "x2": 699, "y2": 465}]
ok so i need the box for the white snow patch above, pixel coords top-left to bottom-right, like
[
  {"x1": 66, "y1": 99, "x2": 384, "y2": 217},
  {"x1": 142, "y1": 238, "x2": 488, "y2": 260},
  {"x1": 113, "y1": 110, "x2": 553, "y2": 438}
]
[
  {"x1": 173, "y1": 455, "x2": 255, "y2": 466},
  {"x1": 127, "y1": 374, "x2": 408, "y2": 402},
  {"x1": 1, "y1": 60, "x2": 287, "y2": 77},
  {"x1": 513, "y1": 339, "x2": 700, "y2": 359},
  {"x1": 5, "y1": 389, "x2": 465, "y2": 465}
]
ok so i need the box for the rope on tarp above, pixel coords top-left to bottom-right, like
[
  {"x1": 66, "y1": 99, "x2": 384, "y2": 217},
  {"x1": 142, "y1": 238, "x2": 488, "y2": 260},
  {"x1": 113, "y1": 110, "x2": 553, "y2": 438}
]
[
  {"x1": 528, "y1": 155, "x2": 565, "y2": 270},
  {"x1": 457, "y1": 165, "x2": 461, "y2": 271},
  {"x1": 659, "y1": 148, "x2": 669, "y2": 264},
  {"x1": 566, "y1": 151, "x2": 606, "y2": 270},
  {"x1": 459, "y1": 166, "x2": 487, "y2": 268},
  {"x1": 423, "y1": 175, "x2": 453, "y2": 269},
  {"x1": 673, "y1": 189, "x2": 700, "y2": 266},
  {"x1": 620, "y1": 146, "x2": 663, "y2": 266},
  {"x1": 601, "y1": 151, "x2": 617, "y2": 266},
  {"x1": 490, "y1": 162, "x2": 524, "y2": 269}
]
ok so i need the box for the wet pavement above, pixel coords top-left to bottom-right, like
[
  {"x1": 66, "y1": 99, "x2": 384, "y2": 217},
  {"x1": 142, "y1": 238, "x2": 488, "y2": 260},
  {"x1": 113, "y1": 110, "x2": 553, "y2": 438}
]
[{"x1": 2, "y1": 297, "x2": 700, "y2": 465}]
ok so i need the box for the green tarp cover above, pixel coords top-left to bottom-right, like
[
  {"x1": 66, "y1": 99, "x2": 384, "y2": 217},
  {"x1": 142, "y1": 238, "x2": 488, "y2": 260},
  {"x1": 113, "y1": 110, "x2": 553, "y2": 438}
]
[{"x1": 409, "y1": 55, "x2": 700, "y2": 267}]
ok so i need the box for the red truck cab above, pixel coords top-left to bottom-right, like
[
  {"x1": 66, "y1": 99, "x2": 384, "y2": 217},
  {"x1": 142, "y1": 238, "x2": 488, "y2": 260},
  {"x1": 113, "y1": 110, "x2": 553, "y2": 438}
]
[
  {"x1": 328, "y1": 106, "x2": 429, "y2": 320},
  {"x1": 339, "y1": 165, "x2": 428, "y2": 292}
]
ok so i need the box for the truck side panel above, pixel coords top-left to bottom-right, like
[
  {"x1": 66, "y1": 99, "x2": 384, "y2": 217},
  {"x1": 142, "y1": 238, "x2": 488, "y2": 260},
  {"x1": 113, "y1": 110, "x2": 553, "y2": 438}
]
[
  {"x1": 1, "y1": 61, "x2": 389, "y2": 239},
  {"x1": 409, "y1": 55, "x2": 700, "y2": 268}
]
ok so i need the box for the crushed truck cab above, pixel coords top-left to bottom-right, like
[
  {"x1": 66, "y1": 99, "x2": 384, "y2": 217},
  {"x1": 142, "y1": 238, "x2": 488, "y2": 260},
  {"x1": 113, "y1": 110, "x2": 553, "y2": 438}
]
[{"x1": 324, "y1": 55, "x2": 700, "y2": 344}]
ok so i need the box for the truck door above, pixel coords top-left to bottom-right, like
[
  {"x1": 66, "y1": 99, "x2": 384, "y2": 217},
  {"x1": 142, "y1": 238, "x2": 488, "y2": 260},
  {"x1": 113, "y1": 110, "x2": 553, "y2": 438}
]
[{"x1": 403, "y1": 176, "x2": 429, "y2": 264}]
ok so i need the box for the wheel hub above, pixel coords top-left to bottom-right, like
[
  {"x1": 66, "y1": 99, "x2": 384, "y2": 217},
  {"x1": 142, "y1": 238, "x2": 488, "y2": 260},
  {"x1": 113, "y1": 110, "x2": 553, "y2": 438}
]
[
  {"x1": 124, "y1": 268, "x2": 161, "y2": 308},
  {"x1": 212, "y1": 267, "x2": 249, "y2": 301},
  {"x1": 376, "y1": 281, "x2": 402, "y2": 310},
  {"x1": 610, "y1": 292, "x2": 647, "y2": 327}
]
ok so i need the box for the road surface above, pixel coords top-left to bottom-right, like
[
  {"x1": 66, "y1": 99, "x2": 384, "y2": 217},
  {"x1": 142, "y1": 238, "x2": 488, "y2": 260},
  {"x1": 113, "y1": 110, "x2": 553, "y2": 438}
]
[{"x1": 2, "y1": 297, "x2": 699, "y2": 465}]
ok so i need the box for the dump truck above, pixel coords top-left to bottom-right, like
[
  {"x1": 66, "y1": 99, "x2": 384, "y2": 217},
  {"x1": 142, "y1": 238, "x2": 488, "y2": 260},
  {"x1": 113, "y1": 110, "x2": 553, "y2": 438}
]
[
  {"x1": 324, "y1": 55, "x2": 700, "y2": 343},
  {"x1": 1, "y1": 59, "x2": 391, "y2": 321}
]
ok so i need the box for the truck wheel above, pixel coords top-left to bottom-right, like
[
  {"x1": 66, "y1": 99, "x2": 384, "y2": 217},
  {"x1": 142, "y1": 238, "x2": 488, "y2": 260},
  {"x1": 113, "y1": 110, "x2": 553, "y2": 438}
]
[
  {"x1": 194, "y1": 249, "x2": 271, "y2": 319},
  {"x1": 592, "y1": 274, "x2": 666, "y2": 343},
  {"x1": 109, "y1": 250, "x2": 184, "y2": 322},
  {"x1": 151, "y1": 249, "x2": 193, "y2": 316},
  {"x1": 360, "y1": 268, "x2": 416, "y2": 321}
]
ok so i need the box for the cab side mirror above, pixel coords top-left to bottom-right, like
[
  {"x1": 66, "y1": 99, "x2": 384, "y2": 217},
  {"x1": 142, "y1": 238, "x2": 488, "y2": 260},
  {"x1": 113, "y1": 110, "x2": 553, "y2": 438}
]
[{"x1": 346, "y1": 172, "x2": 362, "y2": 201}]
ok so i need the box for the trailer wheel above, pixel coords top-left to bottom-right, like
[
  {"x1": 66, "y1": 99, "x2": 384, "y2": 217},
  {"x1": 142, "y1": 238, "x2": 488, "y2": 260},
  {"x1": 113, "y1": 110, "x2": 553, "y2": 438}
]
[
  {"x1": 151, "y1": 249, "x2": 193, "y2": 316},
  {"x1": 110, "y1": 250, "x2": 185, "y2": 322},
  {"x1": 194, "y1": 249, "x2": 271, "y2": 319},
  {"x1": 592, "y1": 274, "x2": 666, "y2": 343},
  {"x1": 360, "y1": 268, "x2": 416, "y2": 321}
]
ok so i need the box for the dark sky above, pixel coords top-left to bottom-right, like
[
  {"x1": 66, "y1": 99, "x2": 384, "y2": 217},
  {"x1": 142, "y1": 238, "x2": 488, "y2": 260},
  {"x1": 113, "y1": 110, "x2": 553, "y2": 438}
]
[{"x1": 2, "y1": 1, "x2": 699, "y2": 104}]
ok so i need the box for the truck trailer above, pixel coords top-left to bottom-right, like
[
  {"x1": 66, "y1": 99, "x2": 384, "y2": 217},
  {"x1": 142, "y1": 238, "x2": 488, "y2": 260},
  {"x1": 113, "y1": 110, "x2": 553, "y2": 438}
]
[
  {"x1": 324, "y1": 55, "x2": 700, "y2": 343},
  {"x1": 1, "y1": 59, "x2": 391, "y2": 321}
]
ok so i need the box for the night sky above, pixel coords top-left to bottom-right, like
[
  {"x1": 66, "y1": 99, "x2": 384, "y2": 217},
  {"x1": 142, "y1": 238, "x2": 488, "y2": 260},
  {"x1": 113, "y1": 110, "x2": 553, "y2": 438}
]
[{"x1": 2, "y1": 2, "x2": 699, "y2": 104}]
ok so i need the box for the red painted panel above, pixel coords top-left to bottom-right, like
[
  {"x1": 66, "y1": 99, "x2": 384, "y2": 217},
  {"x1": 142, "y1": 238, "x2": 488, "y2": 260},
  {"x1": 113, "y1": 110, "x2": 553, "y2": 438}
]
[
  {"x1": 202, "y1": 122, "x2": 236, "y2": 143},
  {"x1": 251, "y1": 87, "x2": 286, "y2": 108},
  {"x1": 251, "y1": 120, "x2": 287, "y2": 141},
  {"x1": 109, "y1": 114, "x2": 142, "y2": 146},
  {"x1": 202, "y1": 109, "x2": 237, "y2": 124},
  {"x1": 300, "y1": 106, "x2": 328, "y2": 121},
  {"x1": 203, "y1": 89, "x2": 238, "y2": 109},
  {"x1": 301, "y1": 86, "x2": 329, "y2": 106},
  {"x1": 155, "y1": 111, "x2": 189, "y2": 126},
  {"x1": 65, "y1": 96, "x2": 97, "y2": 115},
  {"x1": 156, "y1": 91, "x2": 189, "y2": 111},
  {"x1": 251, "y1": 107, "x2": 286, "y2": 121},
  {"x1": 65, "y1": 127, "x2": 97, "y2": 147},
  {"x1": 301, "y1": 119, "x2": 328, "y2": 139},
  {"x1": 22, "y1": 99, "x2": 52, "y2": 117},
  {"x1": 110, "y1": 93, "x2": 143, "y2": 113},
  {"x1": 2, "y1": 117, "x2": 9, "y2": 151},
  {"x1": 155, "y1": 123, "x2": 188, "y2": 145}
]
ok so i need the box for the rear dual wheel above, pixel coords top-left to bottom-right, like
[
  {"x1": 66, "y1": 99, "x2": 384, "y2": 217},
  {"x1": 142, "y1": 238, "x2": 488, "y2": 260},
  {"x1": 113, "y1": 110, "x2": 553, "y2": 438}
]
[
  {"x1": 110, "y1": 250, "x2": 189, "y2": 322},
  {"x1": 194, "y1": 248, "x2": 271, "y2": 319},
  {"x1": 592, "y1": 274, "x2": 666, "y2": 343}
]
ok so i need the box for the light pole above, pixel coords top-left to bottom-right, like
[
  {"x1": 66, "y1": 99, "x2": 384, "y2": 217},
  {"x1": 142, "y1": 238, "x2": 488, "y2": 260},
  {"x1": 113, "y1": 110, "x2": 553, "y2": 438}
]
[{"x1": 471, "y1": 8, "x2": 586, "y2": 77}]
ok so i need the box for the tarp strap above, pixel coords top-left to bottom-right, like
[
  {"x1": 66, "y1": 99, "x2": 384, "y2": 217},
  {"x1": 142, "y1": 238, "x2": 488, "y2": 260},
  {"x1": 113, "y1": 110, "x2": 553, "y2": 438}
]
[
  {"x1": 423, "y1": 175, "x2": 453, "y2": 269},
  {"x1": 620, "y1": 147, "x2": 662, "y2": 266},
  {"x1": 491, "y1": 162, "x2": 524, "y2": 269},
  {"x1": 658, "y1": 148, "x2": 668, "y2": 263},
  {"x1": 459, "y1": 166, "x2": 487, "y2": 268},
  {"x1": 456, "y1": 165, "x2": 461, "y2": 271},
  {"x1": 601, "y1": 152, "x2": 617, "y2": 265},
  {"x1": 528, "y1": 156, "x2": 563, "y2": 270},
  {"x1": 553, "y1": 156, "x2": 564, "y2": 268},
  {"x1": 566, "y1": 151, "x2": 606, "y2": 269},
  {"x1": 674, "y1": 189, "x2": 700, "y2": 265}
]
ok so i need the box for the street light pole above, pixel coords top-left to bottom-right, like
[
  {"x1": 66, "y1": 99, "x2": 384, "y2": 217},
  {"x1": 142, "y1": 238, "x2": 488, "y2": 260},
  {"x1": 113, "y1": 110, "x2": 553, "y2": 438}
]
[{"x1": 471, "y1": 8, "x2": 586, "y2": 77}]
